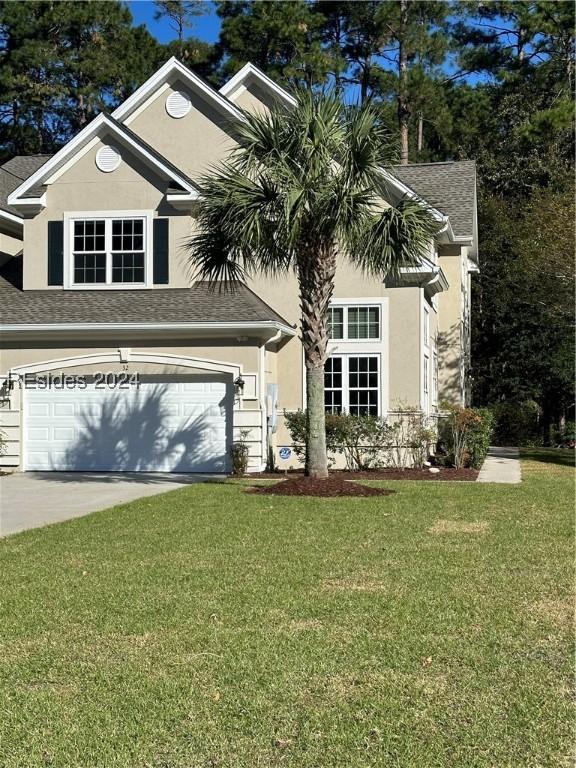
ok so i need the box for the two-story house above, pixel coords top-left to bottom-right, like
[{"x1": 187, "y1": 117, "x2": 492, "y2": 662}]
[{"x1": 0, "y1": 58, "x2": 477, "y2": 473}]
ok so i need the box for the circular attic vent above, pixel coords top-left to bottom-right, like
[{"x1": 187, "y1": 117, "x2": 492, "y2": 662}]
[
  {"x1": 166, "y1": 90, "x2": 191, "y2": 119},
  {"x1": 95, "y1": 145, "x2": 122, "y2": 173}
]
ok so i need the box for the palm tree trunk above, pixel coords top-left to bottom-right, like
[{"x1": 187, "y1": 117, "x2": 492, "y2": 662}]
[{"x1": 298, "y1": 246, "x2": 336, "y2": 479}]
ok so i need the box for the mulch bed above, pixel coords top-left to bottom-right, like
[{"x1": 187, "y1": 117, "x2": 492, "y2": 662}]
[
  {"x1": 247, "y1": 474, "x2": 396, "y2": 497},
  {"x1": 251, "y1": 467, "x2": 479, "y2": 482}
]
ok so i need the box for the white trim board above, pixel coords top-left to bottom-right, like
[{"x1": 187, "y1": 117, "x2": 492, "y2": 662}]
[
  {"x1": 113, "y1": 57, "x2": 246, "y2": 124},
  {"x1": 7, "y1": 113, "x2": 199, "y2": 208},
  {"x1": 220, "y1": 63, "x2": 297, "y2": 108}
]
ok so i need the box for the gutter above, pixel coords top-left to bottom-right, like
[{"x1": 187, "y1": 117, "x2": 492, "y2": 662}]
[{"x1": 0, "y1": 320, "x2": 297, "y2": 338}]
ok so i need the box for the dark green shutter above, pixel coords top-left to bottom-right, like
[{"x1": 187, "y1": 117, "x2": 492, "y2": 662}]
[
  {"x1": 47, "y1": 221, "x2": 64, "y2": 286},
  {"x1": 153, "y1": 218, "x2": 169, "y2": 284}
]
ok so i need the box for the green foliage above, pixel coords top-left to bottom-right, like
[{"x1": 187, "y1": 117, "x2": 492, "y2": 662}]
[
  {"x1": 440, "y1": 404, "x2": 494, "y2": 469},
  {"x1": 283, "y1": 408, "x2": 435, "y2": 471},
  {"x1": 491, "y1": 400, "x2": 543, "y2": 447},
  {"x1": 0, "y1": 1, "x2": 163, "y2": 157},
  {"x1": 229, "y1": 428, "x2": 250, "y2": 476},
  {"x1": 215, "y1": 0, "x2": 331, "y2": 86},
  {"x1": 386, "y1": 404, "x2": 436, "y2": 470}
]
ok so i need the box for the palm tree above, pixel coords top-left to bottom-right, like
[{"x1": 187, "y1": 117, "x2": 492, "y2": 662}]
[{"x1": 187, "y1": 90, "x2": 437, "y2": 479}]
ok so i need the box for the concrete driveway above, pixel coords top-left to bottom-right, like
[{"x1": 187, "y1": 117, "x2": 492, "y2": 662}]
[{"x1": 0, "y1": 472, "x2": 218, "y2": 537}]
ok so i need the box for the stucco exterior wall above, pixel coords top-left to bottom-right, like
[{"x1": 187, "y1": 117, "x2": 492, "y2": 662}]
[
  {"x1": 0, "y1": 230, "x2": 23, "y2": 263},
  {"x1": 22, "y1": 138, "x2": 196, "y2": 291},
  {"x1": 127, "y1": 80, "x2": 238, "y2": 182},
  {"x1": 437, "y1": 244, "x2": 466, "y2": 405}
]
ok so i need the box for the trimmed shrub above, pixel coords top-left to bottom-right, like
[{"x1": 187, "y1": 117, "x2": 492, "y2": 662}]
[
  {"x1": 284, "y1": 410, "x2": 428, "y2": 471},
  {"x1": 283, "y1": 410, "x2": 348, "y2": 467},
  {"x1": 439, "y1": 405, "x2": 494, "y2": 469},
  {"x1": 229, "y1": 429, "x2": 250, "y2": 476},
  {"x1": 386, "y1": 404, "x2": 436, "y2": 470}
]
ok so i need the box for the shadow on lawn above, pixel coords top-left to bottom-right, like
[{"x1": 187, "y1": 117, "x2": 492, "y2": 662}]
[{"x1": 520, "y1": 448, "x2": 575, "y2": 468}]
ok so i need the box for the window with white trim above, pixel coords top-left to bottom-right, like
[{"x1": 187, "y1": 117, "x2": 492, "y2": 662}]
[
  {"x1": 328, "y1": 305, "x2": 380, "y2": 340},
  {"x1": 71, "y1": 216, "x2": 147, "y2": 285},
  {"x1": 423, "y1": 305, "x2": 429, "y2": 348},
  {"x1": 432, "y1": 349, "x2": 438, "y2": 405},
  {"x1": 423, "y1": 354, "x2": 429, "y2": 411},
  {"x1": 324, "y1": 355, "x2": 379, "y2": 416}
]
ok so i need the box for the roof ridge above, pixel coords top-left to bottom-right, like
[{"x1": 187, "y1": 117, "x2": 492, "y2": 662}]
[{"x1": 397, "y1": 160, "x2": 476, "y2": 168}]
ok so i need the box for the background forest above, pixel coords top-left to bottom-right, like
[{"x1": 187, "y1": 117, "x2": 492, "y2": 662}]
[{"x1": 0, "y1": 0, "x2": 574, "y2": 436}]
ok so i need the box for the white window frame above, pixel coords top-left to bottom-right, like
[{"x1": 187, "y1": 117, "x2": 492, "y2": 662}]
[
  {"x1": 328, "y1": 303, "x2": 381, "y2": 342},
  {"x1": 325, "y1": 353, "x2": 381, "y2": 417},
  {"x1": 423, "y1": 353, "x2": 430, "y2": 413},
  {"x1": 63, "y1": 210, "x2": 154, "y2": 290},
  {"x1": 432, "y1": 348, "x2": 438, "y2": 406},
  {"x1": 423, "y1": 305, "x2": 430, "y2": 349}
]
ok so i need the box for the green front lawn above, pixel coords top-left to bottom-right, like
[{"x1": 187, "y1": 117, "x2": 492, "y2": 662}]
[{"x1": 1, "y1": 450, "x2": 573, "y2": 767}]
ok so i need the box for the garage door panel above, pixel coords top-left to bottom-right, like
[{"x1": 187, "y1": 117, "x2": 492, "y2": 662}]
[{"x1": 24, "y1": 378, "x2": 231, "y2": 473}]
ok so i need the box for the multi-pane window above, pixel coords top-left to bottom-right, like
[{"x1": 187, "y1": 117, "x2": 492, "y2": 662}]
[
  {"x1": 423, "y1": 306, "x2": 429, "y2": 348},
  {"x1": 324, "y1": 355, "x2": 379, "y2": 417},
  {"x1": 348, "y1": 356, "x2": 378, "y2": 415},
  {"x1": 73, "y1": 220, "x2": 106, "y2": 284},
  {"x1": 423, "y1": 354, "x2": 429, "y2": 411},
  {"x1": 328, "y1": 305, "x2": 380, "y2": 341},
  {"x1": 348, "y1": 307, "x2": 380, "y2": 339},
  {"x1": 111, "y1": 219, "x2": 145, "y2": 283},
  {"x1": 432, "y1": 350, "x2": 438, "y2": 404},
  {"x1": 71, "y1": 217, "x2": 146, "y2": 285},
  {"x1": 328, "y1": 307, "x2": 344, "y2": 340},
  {"x1": 324, "y1": 357, "x2": 343, "y2": 413}
]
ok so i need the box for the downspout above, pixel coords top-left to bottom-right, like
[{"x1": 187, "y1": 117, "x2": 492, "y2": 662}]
[{"x1": 260, "y1": 329, "x2": 283, "y2": 471}]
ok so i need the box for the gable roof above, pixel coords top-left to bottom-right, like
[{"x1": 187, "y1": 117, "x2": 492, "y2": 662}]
[
  {"x1": 219, "y1": 62, "x2": 297, "y2": 108},
  {"x1": 393, "y1": 161, "x2": 477, "y2": 242},
  {"x1": 112, "y1": 56, "x2": 246, "y2": 124},
  {"x1": 0, "y1": 155, "x2": 51, "y2": 226},
  {"x1": 0, "y1": 256, "x2": 293, "y2": 332},
  {"x1": 6, "y1": 114, "x2": 199, "y2": 209}
]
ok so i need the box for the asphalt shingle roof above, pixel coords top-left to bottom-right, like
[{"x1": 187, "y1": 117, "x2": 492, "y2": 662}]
[
  {"x1": 0, "y1": 258, "x2": 290, "y2": 327},
  {"x1": 393, "y1": 161, "x2": 476, "y2": 240},
  {"x1": 0, "y1": 155, "x2": 51, "y2": 216}
]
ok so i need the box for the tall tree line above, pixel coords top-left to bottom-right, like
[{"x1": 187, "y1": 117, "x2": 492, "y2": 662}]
[{"x1": 0, "y1": 0, "x2": 574, "y2": 431}]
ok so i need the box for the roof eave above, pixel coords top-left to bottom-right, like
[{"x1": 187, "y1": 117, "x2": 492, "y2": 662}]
[
  {"x1": 0, "y1": 320, "x2": 297, "y2": 340},
  {"x1": 112, "y1": 56, "x2": 246, "y2": 124},
  {"x1": 7, "y1": 114, "x2": 198, "y2": 208},
  {"x1": 220, "y1": 62, "x2": 297, "y2": 107}
]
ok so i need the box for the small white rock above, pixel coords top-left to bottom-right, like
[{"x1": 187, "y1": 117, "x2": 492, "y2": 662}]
[
  {"x1": 428, "y1": 467, "x2": 441, "y2": 474},
  {"x1": 423, "y1": 460, "x2": 432, "y2": 467}
]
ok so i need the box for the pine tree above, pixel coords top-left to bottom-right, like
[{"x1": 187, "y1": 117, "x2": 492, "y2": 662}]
[
  {"x1": 0, "y1": 1, "x2": 162, "y2": 157},
  {"x1": 153, "y1": 1, "x2": 207, "y2": 57},
  {"x1": 214, "y1": 0, "x2": 331, "y2": 87}
]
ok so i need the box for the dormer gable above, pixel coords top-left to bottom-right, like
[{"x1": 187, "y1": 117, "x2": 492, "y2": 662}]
[{"x1": 7, "y1": 114, "x2": 199, "y2": 213}]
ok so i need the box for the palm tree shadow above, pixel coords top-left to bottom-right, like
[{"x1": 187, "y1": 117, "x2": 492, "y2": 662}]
[{"x1": 49, "y1": 383, "x2": 232, "y2": 475}]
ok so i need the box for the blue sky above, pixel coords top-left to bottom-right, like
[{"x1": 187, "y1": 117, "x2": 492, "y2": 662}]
[
  {"x1": 126, "y1": 1, "x2": 497, "y2": 88},
  {"x1": 127, "y1": 1, "x2": 221, "y2": 44}
]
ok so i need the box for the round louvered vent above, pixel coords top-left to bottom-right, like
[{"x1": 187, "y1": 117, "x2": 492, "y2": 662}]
[
  {"x1": 166, "y1": 90, "x2": 191, "y2": 119},
  {"x1": 95, "y1": 145, "x2": 121, "y2": 173}
]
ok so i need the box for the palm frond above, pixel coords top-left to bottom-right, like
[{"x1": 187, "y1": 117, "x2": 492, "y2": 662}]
[{"x1": 345, "y1": 198, "x2": 441, "y2": 280}]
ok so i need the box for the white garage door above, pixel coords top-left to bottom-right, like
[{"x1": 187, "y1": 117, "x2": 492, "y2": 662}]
[{"x1": 24, "y1": 377, "x2": 231, "y2": 473}]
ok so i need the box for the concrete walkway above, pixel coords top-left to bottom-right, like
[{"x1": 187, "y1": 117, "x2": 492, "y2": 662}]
[
  {"x1": 0, "y1": 472, "x2": 218, "y2": 537},
  {"x1": 477, "y1": 446, "x2": 521, "y2": 484}
]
